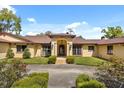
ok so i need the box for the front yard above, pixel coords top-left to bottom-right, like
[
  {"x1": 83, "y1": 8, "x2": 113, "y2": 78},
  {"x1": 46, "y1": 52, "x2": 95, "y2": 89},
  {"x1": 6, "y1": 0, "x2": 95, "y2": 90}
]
[
  {"x1": 0, "y1": 57, "x2": 48, "y2": 64},
  {"x1": 74, "y1": 57, "x2": 108, "y2": 66}
]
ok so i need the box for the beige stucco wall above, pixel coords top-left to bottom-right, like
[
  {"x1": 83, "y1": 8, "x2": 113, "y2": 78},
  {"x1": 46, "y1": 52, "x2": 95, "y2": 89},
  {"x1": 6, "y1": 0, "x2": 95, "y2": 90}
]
[
  {"x1": 10, "y1": 44, "x2": 42, "y2": 58},
  {"x1": 0, "y1": 43, "x2": 9, "y2": 59},
  {"x1": 98, "y1": 44, "x2": 124, "y2": 60},
  {"x1": 82, "y1": 45, "x2": 97, "y2": 57}
]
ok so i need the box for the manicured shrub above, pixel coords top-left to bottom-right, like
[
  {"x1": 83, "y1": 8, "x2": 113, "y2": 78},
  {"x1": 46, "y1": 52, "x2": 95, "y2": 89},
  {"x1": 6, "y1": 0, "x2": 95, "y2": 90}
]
[
  {"x1": 48, "y1": 56, "x2": 56, "y2": 64},
  {"x1": 76, "y1": 74, "x2": 90, "y2": 82},
  {"x1": 76, "y1": 74, "x2": 105, "y2": 88},
  {"x1": 12, "y1": 72, "x2": 49, "y2": 88},
  {"x1": 66, "y1": 56, "x2": 74, "y2": 64},
  {"x1": 6, "y1": 48, "x2": 14, "y2": 58},
  {"x1": 23, "y1": 48, "x2": 31, "y2": 59},
  {"x1": 77, "y1": 80, "x2": 105, "y2": 88},
  {"x1": 76, "y1": 74, "x2": 90, "y2": 87}
]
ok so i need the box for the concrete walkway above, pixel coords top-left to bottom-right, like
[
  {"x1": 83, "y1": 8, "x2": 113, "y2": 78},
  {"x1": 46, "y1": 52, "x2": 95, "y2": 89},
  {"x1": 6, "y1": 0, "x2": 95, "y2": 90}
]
[
  {"x1": 27, "y1": 64, "x2": 96, "y2": 88},
  {"x1": 56, "y1": 57, "x2": 66, "y2": 64}
]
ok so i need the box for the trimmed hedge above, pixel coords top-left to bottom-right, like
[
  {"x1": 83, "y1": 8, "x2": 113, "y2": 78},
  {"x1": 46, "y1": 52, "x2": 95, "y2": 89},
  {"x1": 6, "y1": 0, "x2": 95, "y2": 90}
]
[
  {"x1": 6, "y1": 48, "x2": 14, "y2": 58},
  {"x1": 12, "y1": 72, "x2": 49, "y2": 88},
  {"x1": 66, "y1": 56, "x2": 74, "y2": 64},
  {"x1": 77, "y1": 80, "x2": 106, "y2": 88},
  {"x1": 48, "y1": 56, "x2": 56, "y2": 64},
  {"x1": 76, "y1": 74, "x2": 105, "y2": 88},
  {"x1": 23, "y1": 48, "x2": 31, "y2": 59},
  {"x1": 76, "y1": 74, "x2": 90, "y2": 82}
]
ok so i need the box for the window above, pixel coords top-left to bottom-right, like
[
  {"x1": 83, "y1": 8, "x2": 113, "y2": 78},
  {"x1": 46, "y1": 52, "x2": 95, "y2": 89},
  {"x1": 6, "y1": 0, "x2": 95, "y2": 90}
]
[
  {"x1": 73, "y1": 45, "x2": 82, "y2": 55},
  {"x1": 17, "y1": 45, "x2": 27, "y2": 52},
  {"x1": 42, "y1": 45, "x2": 51, "y2": 56},
  {"x1": 88, "y1": 46, "x2": 94, "y2": 51},
  {"x1": 107, "y1": 45, "x2": 113, "y2": 55}
]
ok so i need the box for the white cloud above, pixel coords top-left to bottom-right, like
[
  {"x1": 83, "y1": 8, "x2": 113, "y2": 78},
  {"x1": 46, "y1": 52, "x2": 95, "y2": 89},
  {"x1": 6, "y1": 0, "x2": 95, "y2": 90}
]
[
  {"x1": 27, "y1": 18, "x2": 36, "y2": 23},
  {"x1": 26, "y1": 32, "x2": 38, "y2": 36},
  {"x1": 82, "y1": 21, "x2": 88, "y2": 25},
  {"x1": 22, "y1": 21, "x2": 103, "y2": 39},
  {"x1": 0, "y1": 5, "x2": 16, "y2": 14},
  {"x1": 65, "y1": 22, "x2": 81, "y2": 30}
]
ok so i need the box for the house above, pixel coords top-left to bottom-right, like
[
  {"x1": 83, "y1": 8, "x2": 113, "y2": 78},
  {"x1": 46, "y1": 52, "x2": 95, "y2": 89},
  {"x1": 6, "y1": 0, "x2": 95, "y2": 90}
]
[{"x1": 0, "y1": 32, "x2": 124, "y2": 60}]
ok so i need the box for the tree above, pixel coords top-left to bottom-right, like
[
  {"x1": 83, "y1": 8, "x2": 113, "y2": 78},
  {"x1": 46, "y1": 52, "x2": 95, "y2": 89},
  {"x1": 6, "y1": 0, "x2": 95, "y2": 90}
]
[
  {"x1": 0, "y1": 8, "x2": 21, "y2": 34},
  {"x1": 0, "y1": 59, "x2": 27, "y2": 88},
  {"x1": 67, "y1": 28, "x2": 75, "y2": 35},
  {"x1": 23, "y1": 48, "x2": 31, "y2": 59},
  {"x1": 101, "y1": 26, "x2": 124, "y2": 39},
  {"x1": 6, "y1": 48, "x2": 14, "y2": 58},
  {"x1": 45, "y1": 31, "x2": 52, "y2": 35}
]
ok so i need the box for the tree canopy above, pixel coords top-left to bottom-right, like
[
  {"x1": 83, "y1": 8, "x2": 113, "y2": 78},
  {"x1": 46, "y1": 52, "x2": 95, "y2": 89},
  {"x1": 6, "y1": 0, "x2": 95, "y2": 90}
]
[
  {"x1": 101, "y1": 26, "x2": 124, "y2": 39},
  {"x1": 0, "y1": 8, "x2": 21, "y2": 35}
]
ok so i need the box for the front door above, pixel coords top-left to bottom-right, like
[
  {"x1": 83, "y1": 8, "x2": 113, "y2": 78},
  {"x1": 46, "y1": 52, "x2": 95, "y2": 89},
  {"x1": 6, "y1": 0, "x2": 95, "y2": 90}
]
[{"x1": 58, "y1": 45, "x2": 65, "y2": 56}]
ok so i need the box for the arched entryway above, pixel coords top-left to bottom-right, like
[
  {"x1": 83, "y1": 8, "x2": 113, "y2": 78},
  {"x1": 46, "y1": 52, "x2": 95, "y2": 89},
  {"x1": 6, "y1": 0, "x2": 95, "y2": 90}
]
[{"x1": 57, "y1": 40, "x2": 67, "y2": 57}]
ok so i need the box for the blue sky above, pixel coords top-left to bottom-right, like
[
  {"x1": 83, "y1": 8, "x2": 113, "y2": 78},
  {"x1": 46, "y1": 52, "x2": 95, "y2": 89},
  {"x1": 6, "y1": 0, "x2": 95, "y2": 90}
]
[{"x1": 3, "y1": 5, "x2": 124, "y2": 39}]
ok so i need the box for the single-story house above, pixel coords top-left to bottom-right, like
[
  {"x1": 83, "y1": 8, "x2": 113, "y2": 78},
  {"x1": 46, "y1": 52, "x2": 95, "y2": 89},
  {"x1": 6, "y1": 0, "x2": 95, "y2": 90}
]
[{"x1": 0, "y1": 32, "x2": 124, "y2": 60}]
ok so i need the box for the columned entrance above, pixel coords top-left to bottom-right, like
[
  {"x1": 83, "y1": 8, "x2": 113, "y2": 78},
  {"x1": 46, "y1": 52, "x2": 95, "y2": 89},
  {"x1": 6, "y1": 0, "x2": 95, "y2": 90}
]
[
  {"x1": 57, "y1": 40, "x2": 67, "y2": 57},
  {"x1": 58, "y1": 45, "x2": 66, "y2": 56}
]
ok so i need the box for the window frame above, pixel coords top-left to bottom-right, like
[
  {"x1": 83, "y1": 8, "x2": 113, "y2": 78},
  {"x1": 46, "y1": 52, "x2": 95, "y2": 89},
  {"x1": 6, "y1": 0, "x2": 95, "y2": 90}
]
[
  {"x1": 107, "y1": 45, "x2": 113, "y2": 55},
  {"x1": 73, "y1": 44, "x2": 82, "y2": 56},
  {"x1": 88, "y1": 46, "x2": 95, "y2": 52},
  {"x1": 16, "y1": 45, "x2": 27, "y2": 53},
  {"x1": 42, "y1": 44, "x2": 51, "y2": 56}
]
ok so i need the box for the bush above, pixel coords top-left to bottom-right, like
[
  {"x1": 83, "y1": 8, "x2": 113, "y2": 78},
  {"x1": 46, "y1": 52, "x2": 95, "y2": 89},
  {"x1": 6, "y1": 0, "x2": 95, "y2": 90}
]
[
  {"x1": 96, "y1": 56, "x2": 124, "y2": 88},
  {"x1": 76, "y1": 74, "x2": 90, "y2": 82},
  {"x1": 6, "y1": 48, "x2": 14, "y2": 58},
  {"x1": 23, "y1": 48, "x2": 31, "y2": 59},
  {"x1": 66, "y1": 56, "x2": 74, "y2": 64},
  {"x1": 12, "y1": 72, "x2": 49, "y2": 88},
  {"x1": 0, "y1": 59, "x2": 27, "y2": 88},
  {"x1": 48, "y1": 56, "x2": 56, "y2": 64},
  {"x1": 77, "y1": 80, "x2": 105, "y2": 88},
  {"x1": 76, "y1": 74, "x2": 105, "y2": 88}
]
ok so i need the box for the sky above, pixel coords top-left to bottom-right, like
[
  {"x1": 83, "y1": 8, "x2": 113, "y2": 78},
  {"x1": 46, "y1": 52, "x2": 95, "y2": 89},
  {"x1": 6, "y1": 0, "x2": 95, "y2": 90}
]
[{"x1": 1, "y1": 5, "x2": 124, "y2": 39}]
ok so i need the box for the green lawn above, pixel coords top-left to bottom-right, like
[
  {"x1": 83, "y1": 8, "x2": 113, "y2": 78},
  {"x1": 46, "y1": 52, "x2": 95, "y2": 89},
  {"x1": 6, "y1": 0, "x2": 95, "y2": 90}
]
[
  {"x1": 74, "y1": 57, "x2": 108, "y2": 66},
  {"x1": 0, "y1": 57, "x2": 48, "y2": 64}
]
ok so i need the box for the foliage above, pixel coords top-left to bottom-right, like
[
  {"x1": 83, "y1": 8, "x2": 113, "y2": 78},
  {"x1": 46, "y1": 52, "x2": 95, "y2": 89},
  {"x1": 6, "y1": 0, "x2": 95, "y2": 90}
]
[
  {"x1": 66, "y1": 56, "x2": 74, "y2": 64},
  {"x1": 77, "y1": 80, "x2": 105, "y2": 88},
  {"x1": 12, "y1": 72, "x2": 49, "y2": 88},
  {"x1": 6, "y1": 48, "x2": 14, "y2": 58},
  {"x1": 23, "y1": 48, "x2": 31, "y2": 59},
  {"x1": 76, "y1": 74, "x2": 90, "y2": 87},
  {"x1": 75, "y1": 57, "x2": 106, "y2": 66},
  {"x1": 0, "y1": 57, "x2": 48, "y2": 64},
  {"x1": 0, "y1": 8, "x2": 21, "y2": 34},
  {"x1": 96, "y1": 56, "x2": 124, "y2": 88},
  {"x1": 0, "y1": 59, "x2": 27, "y2": 88},
  {"x1": 76, "y1": 74, "x2": 105, "y2": 88},
  {"x1": 48, "y1": 56, "x2": 56, "y2": 64},
  {"x1": 45, "y1": 31, "x2": 52, "y2": 35},
  {"x1": 101, "y1": 26, "x2": 124, "y2": 39}
]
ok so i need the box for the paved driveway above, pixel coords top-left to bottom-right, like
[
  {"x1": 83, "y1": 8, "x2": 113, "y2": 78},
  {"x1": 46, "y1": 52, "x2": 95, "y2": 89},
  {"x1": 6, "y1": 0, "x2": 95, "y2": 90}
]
[{"x1": 27, "y1": 64, "x2": 96, "y2": 88}]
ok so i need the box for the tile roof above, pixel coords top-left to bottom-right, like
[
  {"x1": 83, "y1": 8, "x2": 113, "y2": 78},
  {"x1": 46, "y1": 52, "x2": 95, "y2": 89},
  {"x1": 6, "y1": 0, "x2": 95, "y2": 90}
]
[
  {"x1": 0, "y1": 38, "x2": 9, "y2": 43},
  {"x1": 97, "y1": 37, "x2": 124, "y2": 45},
  {"x1": 25, "y1": 35, "x2": 51, "y2": 44},
  {"x1": 1, "y1": 32, "x2": 124, "y2": 45},
  {"x1": 0, "y1": 32, "x2": 32, "y2": 43},
  {"x1": 72, "y1": 37, "x2": 100, "y2": 44}
]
